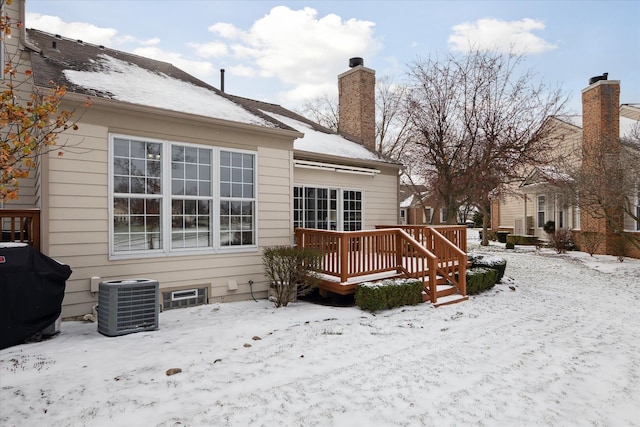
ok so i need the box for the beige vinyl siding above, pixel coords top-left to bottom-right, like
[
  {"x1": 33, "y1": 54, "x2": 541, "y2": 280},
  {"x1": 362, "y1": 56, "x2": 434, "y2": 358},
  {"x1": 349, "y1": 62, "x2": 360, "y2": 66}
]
[
  {"x1": 497, "y1": 193, "x2": 523, "y2": 232},
  {"x1": 294, "y1": 163, "x2": 399, "y2": 229},
  {"x1": 257, "y1": 147, "x2": 294, "y2": 245},
  {"x1": 41, "y1": 103, "x2": 296, "y2": 317}
]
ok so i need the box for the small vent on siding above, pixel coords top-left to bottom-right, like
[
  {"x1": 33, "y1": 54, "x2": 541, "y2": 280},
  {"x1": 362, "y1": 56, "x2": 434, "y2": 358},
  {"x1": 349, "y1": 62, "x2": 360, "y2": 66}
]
[{"x1": 163, "y1": 287, "x2": 207, "y2": 310}]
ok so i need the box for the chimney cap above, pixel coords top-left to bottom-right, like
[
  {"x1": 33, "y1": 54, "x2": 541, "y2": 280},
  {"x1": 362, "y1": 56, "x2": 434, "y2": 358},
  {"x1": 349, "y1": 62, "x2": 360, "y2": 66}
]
[
  {"x1": 349, "y1": 57, "x2": 364, "y2": 68},
  {"x1": 589, "y1": 72, "x2": 608, "y2": 85}
]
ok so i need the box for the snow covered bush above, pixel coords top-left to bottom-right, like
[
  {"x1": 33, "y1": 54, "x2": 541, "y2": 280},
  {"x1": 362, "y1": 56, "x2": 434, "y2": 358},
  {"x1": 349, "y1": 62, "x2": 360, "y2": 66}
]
[
  {"x1": 467, "y1": 253, "x2": 507, "y2": 282},
  {"x1": 466, "y1": 267, "x2": 498, "y2": 294},
  {"x1": 355, "y1": 279, "x2": 423, "y2": 312},
  {"x1": 262, "y1": 246, "x2": 322, "y2": 307}
]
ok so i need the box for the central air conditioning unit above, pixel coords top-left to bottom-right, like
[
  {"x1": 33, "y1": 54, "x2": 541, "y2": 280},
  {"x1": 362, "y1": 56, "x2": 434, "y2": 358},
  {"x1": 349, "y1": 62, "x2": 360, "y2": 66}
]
[{"x1": 98, "y1": 279, "x2": 159, "y2": 337}]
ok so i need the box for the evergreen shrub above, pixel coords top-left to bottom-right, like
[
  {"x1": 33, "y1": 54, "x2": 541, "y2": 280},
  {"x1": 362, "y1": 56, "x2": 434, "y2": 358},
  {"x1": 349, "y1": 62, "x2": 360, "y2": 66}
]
[
  {"x1": 506, "y1": 235, "x2": 538, "y2": 245},
  {"x1": 466, "y1": 267, "x2": 498, "y2": 294},
  {"x1": 355, "y1": 279, "x2": 423, "y2": 312},
  {"x1": 467, "y1": 253, "x2": 507, "y2": 282}
]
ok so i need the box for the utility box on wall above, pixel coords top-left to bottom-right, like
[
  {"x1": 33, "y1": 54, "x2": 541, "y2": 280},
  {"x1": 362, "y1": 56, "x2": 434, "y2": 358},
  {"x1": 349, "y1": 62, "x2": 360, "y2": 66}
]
[{"x1": 97, "y1": 279, "x2": 159, "y2": 337}]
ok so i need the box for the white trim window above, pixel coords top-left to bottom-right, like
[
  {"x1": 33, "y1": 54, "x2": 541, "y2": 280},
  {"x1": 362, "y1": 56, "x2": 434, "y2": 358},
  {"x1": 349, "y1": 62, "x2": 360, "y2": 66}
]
[
  {"x1": 294, "y1": 185, "x2": 362, "y2": 231},
  {"x1": 440, "y1": 208, "x2": 448, "y2": 223},
  {"x1": 110, "y1": 134, "x2": 256, "y2": 257},
  {"x1": 423, "y1": 208, "x2": 432, "y2": 224},
  {"x1": 537, "y1": 195, "x2": 546, "y2": 228},
  {"x1": 399, "y1": 208, "x2": 407, "y2": 225}
]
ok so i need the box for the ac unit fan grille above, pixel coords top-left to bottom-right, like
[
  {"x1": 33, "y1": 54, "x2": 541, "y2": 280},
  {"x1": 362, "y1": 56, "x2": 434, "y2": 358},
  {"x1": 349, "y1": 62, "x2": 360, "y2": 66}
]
[{"x1": 98, "y1": 280, "x2": 159, "y2": 337}]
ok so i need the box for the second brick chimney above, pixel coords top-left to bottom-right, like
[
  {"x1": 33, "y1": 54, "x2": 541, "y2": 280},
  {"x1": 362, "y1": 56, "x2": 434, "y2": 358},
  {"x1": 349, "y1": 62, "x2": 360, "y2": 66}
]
[
  {"x1": 580, "y1": 73, "x2": 624, "y2": 255},
  {"x1": 338, "y1": 57, "x2": 376, "y2": 151}
]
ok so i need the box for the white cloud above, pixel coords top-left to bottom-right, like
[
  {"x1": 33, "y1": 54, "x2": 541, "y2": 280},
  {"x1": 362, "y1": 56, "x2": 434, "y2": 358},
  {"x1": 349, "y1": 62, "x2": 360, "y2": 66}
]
[
  {"x1": 26, "y1": 7, "x2": 383, "y2": 105},
  {"x1": 26, "y1": 12, "x2": 219, "y2": 83},
  {"x1": 226, "y1": 64, "x2": 258, "y2": 78},
  {"x1": 448, "y1": 18, "x2": 557, "y2": 54},
  {"x1": 206, "y1": 6, "x2": 382, "y2": 103},
  {"x1": 187, "y1": 41, "x2": 229, "y2": 59},
  {"x1": 208, "y1": 22, "x2": 243, "y2": 39},
  {"x1": 141, "y1": 37, "x2": 161, "y2": 46},
  {"x1": 26, "y1": 12, "x2": 118, "y2": 46},
  {"x1": 132, "y1": 46, "x2": 215, "y2": 78}
]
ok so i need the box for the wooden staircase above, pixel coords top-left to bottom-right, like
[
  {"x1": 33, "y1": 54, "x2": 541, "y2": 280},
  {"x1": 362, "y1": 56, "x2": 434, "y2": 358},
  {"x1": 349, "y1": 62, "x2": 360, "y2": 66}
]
[{"x1": 295, "y1": 226, "x2": 469, "y2": 307}]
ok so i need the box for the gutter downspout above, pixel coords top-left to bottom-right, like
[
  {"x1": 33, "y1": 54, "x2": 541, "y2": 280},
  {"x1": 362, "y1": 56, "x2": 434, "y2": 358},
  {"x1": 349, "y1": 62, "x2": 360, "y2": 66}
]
[{"x1": 19, "y1": 0, "x2": 41, "y2": 53}]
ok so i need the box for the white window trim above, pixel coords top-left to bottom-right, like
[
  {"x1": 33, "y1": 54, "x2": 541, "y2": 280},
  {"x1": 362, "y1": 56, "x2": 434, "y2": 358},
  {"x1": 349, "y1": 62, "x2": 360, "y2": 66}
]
[
  {"x1": 108, "y1": 133, "x2": 258, "y2": 260},
  {"x1": 293, "y1": 184, "x2": 365, "y2": 231},
  {"x1": 537, "y1": 195, "x2": 546, "y2": 228},
  {"x1": 423, "y1": 207, "x2": 433, "y2": 224},
  {"x1": 440, "y1": 208, "x2": 447, "y2": 223}
]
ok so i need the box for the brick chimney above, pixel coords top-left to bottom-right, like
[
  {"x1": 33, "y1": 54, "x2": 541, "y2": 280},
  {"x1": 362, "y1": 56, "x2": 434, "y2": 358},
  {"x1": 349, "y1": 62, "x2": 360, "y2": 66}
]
[
  {"x1": 582, "y1": 73, "x2": 620, "y2": 156},
  {"x1": 338, "y1": 57, "x2": 376, "y2": 151},
  {"x1": 580, "y1": 73, "x2": 624, "y2": 255}
]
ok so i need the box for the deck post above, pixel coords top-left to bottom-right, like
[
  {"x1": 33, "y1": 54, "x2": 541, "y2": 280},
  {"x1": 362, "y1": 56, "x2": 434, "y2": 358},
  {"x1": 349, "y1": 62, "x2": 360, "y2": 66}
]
[{"x1": 340, "y1": 234, "x2": 349, "y2": 283}]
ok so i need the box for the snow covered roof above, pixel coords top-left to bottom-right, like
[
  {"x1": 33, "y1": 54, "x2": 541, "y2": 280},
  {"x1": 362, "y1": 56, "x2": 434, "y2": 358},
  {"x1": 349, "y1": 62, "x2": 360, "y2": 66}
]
[
  {"x1": 228, "y1": 95, "x2": 399, "y2": 165},
  {"x1": 521, "y1": 165, "x2": 573, "y2": 188},
  {"x1": 26, "y1": 29, "x2": 284, "y2": 129},
  {"x1": 400, "y1": 194, "x2": 414, "y2": 208},
  {"x1": 553, "y1": 115, "x2": 582, "y2": 129},
  {"x1": 26, "y1": 29, "x2": 399, "y2": 167},
  {"x1": 553, "y1": 107, "x2": 639, "y2": 139}
]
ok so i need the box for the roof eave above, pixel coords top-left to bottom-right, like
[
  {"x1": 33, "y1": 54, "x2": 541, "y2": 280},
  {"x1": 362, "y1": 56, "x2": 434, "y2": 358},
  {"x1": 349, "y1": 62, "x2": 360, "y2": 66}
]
[
  {"x1": 293, "y1": 148, "x2": 402, "y2": 170},
  {"x1": 61, "y1": 91, "x2": 304, "y2": 139}
]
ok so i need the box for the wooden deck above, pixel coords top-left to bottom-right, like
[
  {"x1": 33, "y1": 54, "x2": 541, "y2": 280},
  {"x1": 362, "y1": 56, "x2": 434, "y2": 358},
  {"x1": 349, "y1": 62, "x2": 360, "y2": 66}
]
[{"x1": 295, "y1": 226, "x2": 468, "y2": 306}]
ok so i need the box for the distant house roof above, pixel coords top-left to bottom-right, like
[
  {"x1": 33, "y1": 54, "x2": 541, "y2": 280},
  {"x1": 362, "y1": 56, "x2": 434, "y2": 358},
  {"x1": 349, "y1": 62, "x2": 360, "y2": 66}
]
[
  {"x1": 521, "y1": 165, "x2": 573, "y2": 189},
  {"x1": 553, "y1": 104, "x2": 639, "y2": 139},
  {"x1": 26, "y1": 29, "x2": 288, "y2": 129}
]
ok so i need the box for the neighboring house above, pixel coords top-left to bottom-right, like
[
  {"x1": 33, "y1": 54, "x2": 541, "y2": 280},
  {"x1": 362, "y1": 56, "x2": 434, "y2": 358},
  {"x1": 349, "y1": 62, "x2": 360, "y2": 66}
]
[
  {"x1": 2, "y1": 0, "x2": 401, "y2": 317},
  {"x1": 492, "y1": 75, "x2": 640, "y2": 258},
  {"x1": 398, "y1": 185, "x2": 449, "y2": 226}
]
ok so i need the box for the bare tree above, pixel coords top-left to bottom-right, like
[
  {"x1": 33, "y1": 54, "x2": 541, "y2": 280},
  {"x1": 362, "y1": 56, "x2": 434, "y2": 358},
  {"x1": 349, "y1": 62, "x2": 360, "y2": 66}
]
[
  {"x1": 404, "y1": 51, "x2": 568, "y2": 240},
  {"x1": 374, "y1": 75, "x2": 412, "y2": 160},
  {"x1": 403, "y1": 56, "x2": 473, "y2": 225},
  {"x1": 299, "y1": 94, "x2": 339, "y2": 132},
  {"x1": 298, "y1": 76, "x2": 412, "y2": 162}
]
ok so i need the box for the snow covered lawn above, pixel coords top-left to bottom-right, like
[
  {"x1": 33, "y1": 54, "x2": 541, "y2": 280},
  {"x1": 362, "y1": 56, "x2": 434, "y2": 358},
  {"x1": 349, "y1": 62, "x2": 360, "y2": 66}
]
[{"x1": 2, "y1": 238, "x2": 640, "y2": 426}]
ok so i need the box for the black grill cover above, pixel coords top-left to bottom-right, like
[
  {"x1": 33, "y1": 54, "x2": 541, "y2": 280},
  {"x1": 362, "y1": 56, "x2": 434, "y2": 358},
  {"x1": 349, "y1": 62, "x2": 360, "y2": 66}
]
[{"x1": 0, "y1": 244, "x2": 72, "y2": 350}]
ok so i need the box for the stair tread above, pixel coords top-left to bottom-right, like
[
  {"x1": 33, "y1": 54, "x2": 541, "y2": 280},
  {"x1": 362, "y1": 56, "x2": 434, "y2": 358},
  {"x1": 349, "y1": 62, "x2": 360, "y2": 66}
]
[{"x1": 434, "y1": 294, "x2": 469, "y2": 307}]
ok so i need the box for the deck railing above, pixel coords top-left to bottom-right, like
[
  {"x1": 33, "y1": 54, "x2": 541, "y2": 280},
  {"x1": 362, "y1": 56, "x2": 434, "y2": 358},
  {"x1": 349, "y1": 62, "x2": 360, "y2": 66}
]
[
  {"x1": 376, "y1": 225, "x2": 467, "y2": 297},
  {"x1": 0, "y1": 209, "x2": 41, "y2": 251},
  {"x1": 295, "y1": 227, "x2": 449, "y2": 302},
  {"x1": 376, "y1": 225, "x2": 467, "y2": 253}
]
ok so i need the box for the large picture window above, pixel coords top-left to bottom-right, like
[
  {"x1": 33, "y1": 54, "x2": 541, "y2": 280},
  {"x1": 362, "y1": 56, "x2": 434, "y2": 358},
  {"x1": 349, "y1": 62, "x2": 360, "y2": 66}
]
[
  {"x1": 294, "y1": 185, "x2": 362, "y2": 231},
  {"x1": 110, "y1": 135, "x2": 256, "y2": 257}
]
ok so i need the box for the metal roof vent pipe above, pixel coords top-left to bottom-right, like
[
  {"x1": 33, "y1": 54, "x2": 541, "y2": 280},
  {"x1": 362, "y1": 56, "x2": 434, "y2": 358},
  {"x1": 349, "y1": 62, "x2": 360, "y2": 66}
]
[
  {"x1": 220, "y1": 68, "x2": 225, "y2": 92},
  {"x1": 589, "y1": 72, "x2": 608, "y2": 85},
  {"x1": 349, "y1": 57, "x2": 363, "y2": 68}
]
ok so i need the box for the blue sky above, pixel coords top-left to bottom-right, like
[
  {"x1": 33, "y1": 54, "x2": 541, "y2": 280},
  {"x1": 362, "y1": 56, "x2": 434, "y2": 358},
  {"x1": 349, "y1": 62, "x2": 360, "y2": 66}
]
[{"x1": 26, "y1": 1, "x2": 640, "y2": 114}]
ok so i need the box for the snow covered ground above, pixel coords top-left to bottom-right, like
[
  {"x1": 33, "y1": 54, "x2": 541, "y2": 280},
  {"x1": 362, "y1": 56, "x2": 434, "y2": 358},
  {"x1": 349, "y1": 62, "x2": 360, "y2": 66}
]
[{"x1": 2, "y1": 231, "x2": 640, "y2": 426}]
